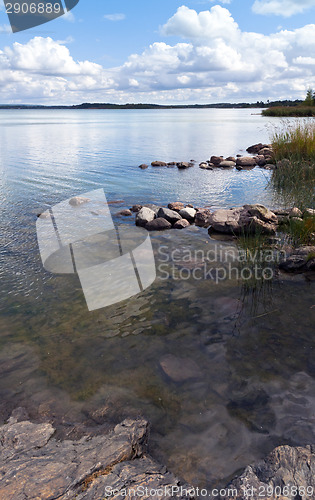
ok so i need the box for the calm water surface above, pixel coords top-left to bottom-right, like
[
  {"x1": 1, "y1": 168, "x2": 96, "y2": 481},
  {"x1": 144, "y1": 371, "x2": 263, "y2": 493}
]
[{"x1": 0, "y1": 109, "x2": 314, "y2": 488}]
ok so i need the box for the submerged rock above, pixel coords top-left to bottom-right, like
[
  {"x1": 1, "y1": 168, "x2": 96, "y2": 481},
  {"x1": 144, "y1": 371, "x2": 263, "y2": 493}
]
[
  {"x1": 279, "y1": 246, "x2": 315, "y2": 273},
  {"x1": 138, "y1": 164, "x2": 148, "y2": 169},
  {"x1": 69, "y1": 196, "x2": 90, "y2": 207},
  {"x1": 116, "y1": 209, "x2": 132, "y2": 217},
  {"x1": 159, "y1": 354, "x2": 202, "y2": 382}
]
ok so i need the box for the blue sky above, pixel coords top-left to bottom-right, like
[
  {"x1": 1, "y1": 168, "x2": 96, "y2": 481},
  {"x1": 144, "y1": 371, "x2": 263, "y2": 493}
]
[{"x1": 0, "y1": 0, "x2": 315, "y2": 104}]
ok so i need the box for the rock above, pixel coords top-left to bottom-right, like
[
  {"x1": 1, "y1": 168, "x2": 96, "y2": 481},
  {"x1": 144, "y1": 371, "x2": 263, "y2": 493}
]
[
  {"x1": 219, "y1": 160, "x2": 236, "y2": 168},
  {"x1": 279, "y1": 246, "x2": 315, "y2": 273},
  {"x1": 210, "y1": 155, "x2": 223, "y2": 166},
  {"x1": 257, "y1": 158, "x2": 267, "y2": 167},
  {"x1": 195, "y1": 209, "x2": 212, "y2": 227},
  {"x1": 179, "y1": 207, "x2": 197, "y2": 221},
  {"x1": 206, "y1": 164, "x2": 214, "y2": 170},
  {"x1": 199, "y1": 163, "x2": 208, "y2": 169},
  {"x1": 273, "y1": 209, "x2": 290, "y2": 216},
  {"x1": 135, "y1": 207, "x2": 156, "y2": 227},
  {"x1": 304, "y1": 208, "x2": 315, "y2": 217},
  {"x1": 277, "y1": 215, "x2": 290, "y2": 225},
  {"x1": 145, "y1": 218, "x2": 172, "y2": 231},
  {"x1": 157, "y1": 207, "x2": 182, "y2": 224},
  {"x1": 131, "y1": 205, "x2": 142, "y2": 213},
  {"x1": 236, "y1": 157, "x2": 257, "y2": 167},
  {"x1": 291, "y1": 217, "x2": 303, "y2": 222},
  {"x1": 177, "y1": 162, "x2": 190, "y2": 169},
  {"x1": 159, "y1": 354, "x2": 202, "y2": 382},
  {"x1": 168, "y1": 202, "x2": 185, "y2": 212},
  {"x1": 69, "y1": 196, "x2": 90, "y2": 207},
  {"x1": 116, "y1": 209, "x2": 132, "y2": 217},
  {"x1": 138, "y1": 164, "x2": 148, "y2": 169},
  {"x1": 246, "y1": 143, "x2": 269, "y2": 154},
  {"x1": 258, "y1": 147, "x2": 274, "y2": 157},
  {"x1": 236, "y1": 165, "x2": 255, "y2": 171},
  {"x1": 209, "y1": 204, "x2": 278, "y2": 235},
  {"x1": 167, "y1": 162, "x2": 176, "y2": 167},
  {"x1": 151, "y1": 161, "x2": 167, "y2": 167},
  {"x1": 226, "y1": 156, "x2": 236, "y2": 162},
  {"x1": 222, "y1": 445, "x2": 315, "y2": 500},
  {"x1": 0, "y1": 415, "x2": 190, "y2": 500},
  {"x1": 264, "y1": 164, "x2": 275, "y2": 170},
  {"x1": 289, "y1": 207, "x2": 303, "y2": 218},
  {"x1": 143, "y1": 204, "x2": 160, "y2": 214},
  {"x1": 173, "y1": 219, "x2": 190, "y2": 229},
  {"x1": 186, "y1": 204, "x2": 194, "y2": 208}
]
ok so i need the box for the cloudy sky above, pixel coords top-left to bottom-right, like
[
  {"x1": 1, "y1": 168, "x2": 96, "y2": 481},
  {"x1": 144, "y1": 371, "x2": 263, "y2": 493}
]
[{"x1": 0, "y1": 0, "x2": 315, "y2": 104}]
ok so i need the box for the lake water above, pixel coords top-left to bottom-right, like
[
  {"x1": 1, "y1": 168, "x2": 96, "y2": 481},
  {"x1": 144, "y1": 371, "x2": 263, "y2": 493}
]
[{"x1": 0, "y1": 108, "x2": 314, "y2": 489}]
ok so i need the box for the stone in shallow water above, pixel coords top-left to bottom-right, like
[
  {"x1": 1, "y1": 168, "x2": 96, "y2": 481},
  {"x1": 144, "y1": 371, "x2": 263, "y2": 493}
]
[
  {"x1": 135, "y1": 207, "x2": 155, "y2": 227},
  {"x1": 173, "y1": 219, "x2": 190, "y2": 229},
  {"x1": 157, "y1": 207, "x2": 182, "y2": 224},
  {"x1": 179, "y1": 207, "x2": 196, "y2": 221},
  {"x1": 168, "y1": 202, "x2": 185, "y2": 211},
  {"x1": 69, "y1": 196, "x2": 90, "y2": 207},
  {"x1": 159, "y1": 354, "x2": 202, "y2": 382},
  {"x1": 145, "y1": 217, "x2": 172, "y2": 231}
]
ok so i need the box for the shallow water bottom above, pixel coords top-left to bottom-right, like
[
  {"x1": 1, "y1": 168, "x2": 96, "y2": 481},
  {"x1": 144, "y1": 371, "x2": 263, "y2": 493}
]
[{"x1": 0, "y1": 227, "x2": 314, "y2": 489}]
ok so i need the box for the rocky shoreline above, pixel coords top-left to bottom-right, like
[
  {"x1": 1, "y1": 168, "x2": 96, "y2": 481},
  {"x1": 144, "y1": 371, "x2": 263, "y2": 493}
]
[
  {"x1": 0, "y1": 410, "x2": 314, "y2": 500},
  {"x1": 139, "y1": 143, "x2": 276, "y2": 171}
]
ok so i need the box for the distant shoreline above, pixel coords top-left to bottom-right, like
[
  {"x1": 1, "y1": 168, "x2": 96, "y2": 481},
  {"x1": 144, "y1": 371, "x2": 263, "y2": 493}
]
[{"x1": 0, "y1": 99, "x2": 303, "y2": 110}]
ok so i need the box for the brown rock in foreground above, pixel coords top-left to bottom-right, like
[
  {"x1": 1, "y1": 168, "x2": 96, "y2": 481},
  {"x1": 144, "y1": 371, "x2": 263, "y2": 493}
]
[{"x1": 0, "y1": 416, "x2": 190, "y2": 500}]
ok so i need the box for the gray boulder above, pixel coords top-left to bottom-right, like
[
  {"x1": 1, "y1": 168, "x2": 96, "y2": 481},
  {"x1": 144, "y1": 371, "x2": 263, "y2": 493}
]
[
  {"x1": 135, "y1": 207, "x2": 156, "y2": 227},
  {"x1": 145, "y1": 218, "x2": 172, "y2": 231},
  {"x1": 219, "y1": 160, "x2": 236, "y2": 168},
  {"x1": 157, "y1": 207, "x2": 182, "y2": 224},
  {"x1": 195, "y1": 209, "x2": 212, "y2": 227},
  {"x1": 279, "y1": 246, "x2": 315, "y2": 273},
  {"x1": 289, "y1": 207, "x2": 303, "y2": 218},
  {"x1": 209, "y1": 204, "x2": 278, "y2": 235},
  {"x1": 173, "y1": 219, "x2": 190, "y2": 229},
  {"x1": 151, "y1": 161, "x2": 167, "y2": 167},
  {"x1": 236, "y1": 157, "x2": 257, "y2": 167},
  {"x1": 177, "y1": 162, "x2": 191, "y2": 169},
  {"x1": 179, "y1": 207, "x2": 197, "y2": 221},
  {"x1": 69, "y1": 196, "x2": 90, "y2": 207},
  {"x1": 210, "y1": 156, "x2": 224, "y2": 166}
]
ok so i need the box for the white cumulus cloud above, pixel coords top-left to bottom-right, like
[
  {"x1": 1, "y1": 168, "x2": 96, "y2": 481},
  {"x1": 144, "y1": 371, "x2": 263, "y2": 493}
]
[
  {"x1": 0, "y1": 5, "x2": 314, "y2": 104},
  {"x1": 252, "y1": 0, "x2": 315, "y2": 17}
]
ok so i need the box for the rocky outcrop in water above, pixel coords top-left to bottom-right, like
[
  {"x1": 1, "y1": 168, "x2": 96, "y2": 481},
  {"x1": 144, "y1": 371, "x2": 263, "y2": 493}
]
[
  {"x1": 279, "y1": 246, "x2": 315, "y2": 273},
  {"x1": 208, "y1": 204, "x2": 278, "y2": 235},
  {"x1": 221, "y1": 445, "x2": 315, "y2": 500},
  {"x1": 0, "y1": 414, "x2": 191, "y2": 500},
  {"x1": 1, "y1": 411, "x2": 314, "y2": 500}
]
